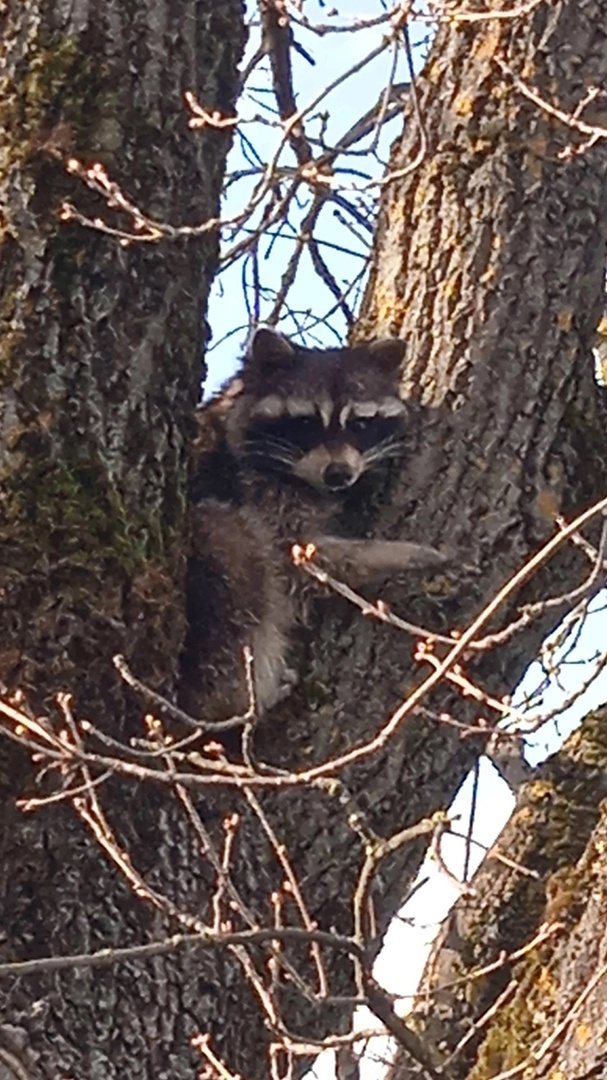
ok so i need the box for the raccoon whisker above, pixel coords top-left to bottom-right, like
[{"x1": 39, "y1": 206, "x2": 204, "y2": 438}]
[
  {"x1": 371, "y1": 438, "x2": 406, "y2": 455},
  {"x1": 242, "y1": 442, "x2": 300, "y2": 462},
  {"x1": 244, "y1": 453, "x2": 300, "y2": 471},
  {"x1": 364, "y1": 449, "x2": 405, "y2": 468},
  {"x1": 243, "y1": 450, "x2": 298, "y2": 469},
  {"x1": 241, "y1": 442, "x2": 295, "y2": 460},
  {"x1": 362, "y1": 439, "x2": 406, "y2": 466},
  {"x1": 243, "y1": 435, "x2": 301, "y2": 457},
  {"x1": 364, "y1": 430, "x2": 405, "y2": 449},
  {"x1": 368, "y1": 432, "x2": 406, "y2": 451}
]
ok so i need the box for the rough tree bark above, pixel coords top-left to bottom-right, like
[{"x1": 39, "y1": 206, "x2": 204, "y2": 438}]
[
  {"x1": 0, "y1": 2, "x2": 245, "y2": 1077},
  {"x1": 388, "y1": 707, "x2": 607, "y2": 1080},
  {"x1": 1, "y1": 2, "x2": 607, "y2": 1080}
]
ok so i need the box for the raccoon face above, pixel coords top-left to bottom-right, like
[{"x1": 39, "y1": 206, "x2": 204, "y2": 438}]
[{"x1": 227, "y1": 328, "x2": 409, "y2": 494}]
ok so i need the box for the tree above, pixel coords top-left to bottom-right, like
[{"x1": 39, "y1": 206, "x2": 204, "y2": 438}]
[
  {"x1": 387, "y1": 706, "x2": 607, "y2": 1080},
  {"x1": 1, "y1": 1, "x2": 606, "y2": 1079}
]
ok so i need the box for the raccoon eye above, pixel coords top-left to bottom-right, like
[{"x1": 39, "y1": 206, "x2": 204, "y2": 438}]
[
  {"x1": 289, "y1": 415, "x2": 320, "y2": 435},
  {"x1": 268, "y1": 414, "x2": 323, "y2": 448},
  {"x1": 348, "y1": 417, "x2": 374, "y2": 433}
]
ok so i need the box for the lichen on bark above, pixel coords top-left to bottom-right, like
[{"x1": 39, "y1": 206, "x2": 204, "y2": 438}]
[
  {"x1": 389, "y1": 707, "x2": 607, "y2": 1080},
  {"x1": 0, "y1": 0, "x2": 246, "y2": 702}
]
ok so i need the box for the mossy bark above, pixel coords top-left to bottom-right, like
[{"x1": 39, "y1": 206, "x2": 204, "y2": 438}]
[
  {"x1": 0, "y1": 0, "x2": 245, "y2": 706},
  {"x1": 0, "y1": 2, "x2": 245, "y2": 1077},
  {"x1": 388, "y1": 708, "x2": 607, "y2": 1080}
]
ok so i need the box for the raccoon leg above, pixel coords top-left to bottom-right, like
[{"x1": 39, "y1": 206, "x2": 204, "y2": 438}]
[
  {"x1": 180, "y1": 501, "x2": 293, "y2": 723},
  {"x1": 310, "y1": 536, "x2": 449, "y2": 585}
]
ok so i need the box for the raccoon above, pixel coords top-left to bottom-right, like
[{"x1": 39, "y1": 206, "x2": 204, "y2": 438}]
[{"x1": 180, "y1": 328, "x2": 446, "y2": 724}]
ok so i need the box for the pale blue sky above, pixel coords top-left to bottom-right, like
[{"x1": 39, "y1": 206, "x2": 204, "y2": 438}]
[{"x1": 205, "y1": 1, "x2": 429, "y2": 392}]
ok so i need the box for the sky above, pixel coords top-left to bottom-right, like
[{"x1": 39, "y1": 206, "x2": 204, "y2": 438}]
[
  {"x1": 203, "y1": 4, "x2": 607, "y2": 1077},
  {"x1": 204, "y1": 1, "x2": 430, "y2": 393}
]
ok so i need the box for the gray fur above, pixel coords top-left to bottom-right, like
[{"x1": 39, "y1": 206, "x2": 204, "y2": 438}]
[{"x1": 182, "y1": 329, "x2": 446, "y2": 726}]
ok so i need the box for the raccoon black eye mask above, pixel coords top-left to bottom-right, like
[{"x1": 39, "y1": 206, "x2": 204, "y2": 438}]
[
  {"x1": 242, "y1": 411, "x2": 406, "y2": 489},
  {"x1": 227, "y1": 328, "x2": 412, "y2": 494}
]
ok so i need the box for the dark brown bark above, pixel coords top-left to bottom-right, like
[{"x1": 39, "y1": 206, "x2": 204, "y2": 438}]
[
  {"x1": 0, "y1": 1, "x2": 245, "y2": 1077},
  {"x1": 387, "y1": 707, "x2": 607, "y2": 1080},
  {"x1": 0, "y1": 0, "x2": 244, "y2": 708}
]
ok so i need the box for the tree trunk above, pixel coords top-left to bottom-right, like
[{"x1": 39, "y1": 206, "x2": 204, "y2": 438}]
[
  {"x1": 387, "y1": 706, "x2": 607, "y2": 1080},
  {"x1": 2, "y1": 1, "x2": 607, "y2": 1079},
  {"x1": 0, "y1": 1, "x2": 245, "y2": 1077}
]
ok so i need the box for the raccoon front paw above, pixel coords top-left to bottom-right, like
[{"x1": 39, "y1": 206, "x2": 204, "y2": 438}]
[{"x1": 309, "y1": 536, "x2": 449, "y2": 581}]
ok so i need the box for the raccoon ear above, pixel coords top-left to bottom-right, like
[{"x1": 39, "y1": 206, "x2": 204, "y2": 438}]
[
  {"x1": 247, "y1": 327, "x2": 296, "y2": 371},
  {"x1": 367, "y1": 338, "x2": 406, "y2": 372}
]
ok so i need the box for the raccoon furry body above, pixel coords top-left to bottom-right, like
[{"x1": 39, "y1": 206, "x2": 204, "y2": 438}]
[{"x1": 181, "y1": 328, "x2": 445, "y2": 723}]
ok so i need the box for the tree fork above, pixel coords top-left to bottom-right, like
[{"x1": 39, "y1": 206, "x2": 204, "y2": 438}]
[{"x1": 1, "y1": 1, "x2": 607, "y2": 1078}]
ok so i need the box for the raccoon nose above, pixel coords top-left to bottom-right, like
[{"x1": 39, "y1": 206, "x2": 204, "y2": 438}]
[{"x1": 323, "y1": 463, "x2": 356, "y2": 491}]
